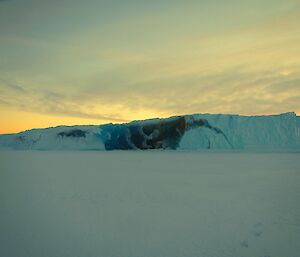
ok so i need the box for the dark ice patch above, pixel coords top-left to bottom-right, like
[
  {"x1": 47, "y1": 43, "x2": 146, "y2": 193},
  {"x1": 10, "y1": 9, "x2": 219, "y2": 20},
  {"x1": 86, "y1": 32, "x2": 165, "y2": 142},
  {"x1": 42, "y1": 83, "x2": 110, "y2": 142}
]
[
  {"x1": 57, "y1": 129, "x2": 87, "y2": 138},
  {"x1": 16, "y1": 135, "x2": 26, "y2": 142},
  {"x1": 240, "y1": 240, "x2": 249, "y2": 248},
  {"x1": 99, "y1": 116, "x2": 231, "y2": 150},
  {"x1": 100, "y1": 124, "x2": 133, "y2": 150},
  {"x1": 100, "y1": 117, "x2": 186, "y2": 150}
]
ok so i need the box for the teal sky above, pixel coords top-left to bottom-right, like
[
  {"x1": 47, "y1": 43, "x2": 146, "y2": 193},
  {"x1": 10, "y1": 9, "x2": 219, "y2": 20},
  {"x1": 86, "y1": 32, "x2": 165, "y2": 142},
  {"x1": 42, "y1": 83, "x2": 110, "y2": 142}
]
[{"x1": 0, "y1": 0, "x2": 300, "y2": 133}]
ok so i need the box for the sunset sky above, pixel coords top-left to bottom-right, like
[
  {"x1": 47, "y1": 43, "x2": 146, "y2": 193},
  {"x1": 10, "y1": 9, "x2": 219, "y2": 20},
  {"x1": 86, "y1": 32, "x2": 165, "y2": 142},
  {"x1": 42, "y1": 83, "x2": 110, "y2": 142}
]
[{"x1": 0, "y1": 0, "x2": 300, "y2": 134}]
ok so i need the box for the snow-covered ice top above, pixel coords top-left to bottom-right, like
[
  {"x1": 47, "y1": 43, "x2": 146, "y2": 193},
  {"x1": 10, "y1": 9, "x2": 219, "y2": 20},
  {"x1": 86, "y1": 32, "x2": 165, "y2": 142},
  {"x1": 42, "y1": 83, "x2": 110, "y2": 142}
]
[{"x1": 0, "y1": 112, "x2": 299, "y2": 151}]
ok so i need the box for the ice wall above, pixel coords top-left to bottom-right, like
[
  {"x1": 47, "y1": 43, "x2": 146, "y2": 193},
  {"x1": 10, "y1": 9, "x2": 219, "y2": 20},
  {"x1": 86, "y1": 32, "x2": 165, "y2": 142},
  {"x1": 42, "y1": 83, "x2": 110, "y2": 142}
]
[
  {"x1": 0, "y1": 126, "x2": 105, "y2": 150},
  {"x1": 0, "y1": 112, "x2": 299, "y2": 151},
  {"x1": 180, "y1": 112, "x2": 300, "y2": 150}
]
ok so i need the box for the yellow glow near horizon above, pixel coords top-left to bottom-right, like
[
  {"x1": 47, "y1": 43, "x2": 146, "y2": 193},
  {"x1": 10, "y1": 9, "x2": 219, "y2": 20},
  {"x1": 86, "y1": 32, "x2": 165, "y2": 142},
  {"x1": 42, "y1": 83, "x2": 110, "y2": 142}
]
[{"x1": 0, "y1": 106, "x2": 173, "y2": 134}]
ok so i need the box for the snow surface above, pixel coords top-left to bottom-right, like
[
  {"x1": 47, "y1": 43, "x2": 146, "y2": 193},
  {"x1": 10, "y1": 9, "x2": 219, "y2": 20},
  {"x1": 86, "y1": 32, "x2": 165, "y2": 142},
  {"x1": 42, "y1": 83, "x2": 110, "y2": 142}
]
[{"x1": 0, "y1": 151, "x2": 299, "y2": 257}]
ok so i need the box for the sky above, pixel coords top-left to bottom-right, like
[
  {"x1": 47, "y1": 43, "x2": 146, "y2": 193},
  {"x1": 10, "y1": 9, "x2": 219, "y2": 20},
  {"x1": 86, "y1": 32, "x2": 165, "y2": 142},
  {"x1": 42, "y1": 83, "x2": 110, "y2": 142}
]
[{"x1": 0, "y1": 0, "x2": 300, "y2": 133}]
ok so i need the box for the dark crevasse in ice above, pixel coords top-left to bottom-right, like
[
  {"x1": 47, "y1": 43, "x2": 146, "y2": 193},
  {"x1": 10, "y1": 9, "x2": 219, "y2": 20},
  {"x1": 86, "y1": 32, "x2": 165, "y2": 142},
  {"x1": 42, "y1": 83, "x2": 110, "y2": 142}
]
[
  {"x1": 185, "y1": 117, "x2": 233, "y2": 148},
  {"x1": 99, "y1": 116, "x2": 231, "y2": 150}
]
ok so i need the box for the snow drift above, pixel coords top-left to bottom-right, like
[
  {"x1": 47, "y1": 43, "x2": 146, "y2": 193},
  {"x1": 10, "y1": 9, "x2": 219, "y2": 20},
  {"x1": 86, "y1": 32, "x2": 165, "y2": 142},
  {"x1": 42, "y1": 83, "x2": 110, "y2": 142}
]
[{"x1": 0, "y1": 112, "x2": 299, "y2": 151}]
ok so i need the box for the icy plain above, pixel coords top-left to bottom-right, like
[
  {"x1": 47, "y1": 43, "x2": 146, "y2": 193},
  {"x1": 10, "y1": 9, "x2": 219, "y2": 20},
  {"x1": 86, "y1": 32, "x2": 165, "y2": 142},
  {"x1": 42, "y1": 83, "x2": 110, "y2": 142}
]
[{"x1": 0, "y1": 151, "x2": 299, "y2": 257}]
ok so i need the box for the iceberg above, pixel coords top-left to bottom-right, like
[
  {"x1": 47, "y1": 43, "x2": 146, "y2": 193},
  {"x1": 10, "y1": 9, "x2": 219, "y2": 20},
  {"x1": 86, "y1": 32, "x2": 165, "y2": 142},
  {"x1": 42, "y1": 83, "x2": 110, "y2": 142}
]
[{"x1": 0, "y1": 112, "x2": 299, "y2": 151}]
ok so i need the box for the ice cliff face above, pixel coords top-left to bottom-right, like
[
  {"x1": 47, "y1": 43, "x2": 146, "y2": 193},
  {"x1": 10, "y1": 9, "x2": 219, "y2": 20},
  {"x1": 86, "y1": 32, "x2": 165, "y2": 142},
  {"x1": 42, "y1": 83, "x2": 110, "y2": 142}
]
[
  {"x1": 180, "y1": 112, "x2": 300, "y2": 150},
  {"x1": 0, "y1": 126, "x2": 105, "y2": 150},
  {"x1": 0, "y1": 112, "x2": 299, "y2": 151}
]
